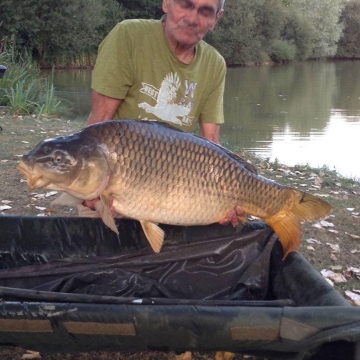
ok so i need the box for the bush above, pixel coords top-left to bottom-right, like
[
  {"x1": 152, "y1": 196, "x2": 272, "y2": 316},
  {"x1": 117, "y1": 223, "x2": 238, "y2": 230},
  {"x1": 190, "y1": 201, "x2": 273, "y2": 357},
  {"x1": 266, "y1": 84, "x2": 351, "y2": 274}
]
[{"x1": 270, "y1": 39, "x2": 297, "y2": 62}]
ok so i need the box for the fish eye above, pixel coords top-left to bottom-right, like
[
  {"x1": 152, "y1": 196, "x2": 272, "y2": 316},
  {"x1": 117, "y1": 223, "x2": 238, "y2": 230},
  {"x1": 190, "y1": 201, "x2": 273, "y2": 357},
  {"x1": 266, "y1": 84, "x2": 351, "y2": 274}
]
[{"x1": 53, "y1": 150, "x2": 65, "y2": 164}]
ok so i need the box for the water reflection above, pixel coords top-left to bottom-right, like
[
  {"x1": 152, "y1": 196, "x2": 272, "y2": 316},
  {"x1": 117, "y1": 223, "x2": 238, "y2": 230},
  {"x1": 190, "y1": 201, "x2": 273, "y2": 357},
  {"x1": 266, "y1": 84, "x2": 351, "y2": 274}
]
[
  {"x1": 223, "y1": 61, "x2": 360, "y2": 179},
  {"x1": 51, "y1": 69, "x2": 92, "y2": 120},
  {"x1": 49, "y1": 61, "x2": 360, "y2": 179}
]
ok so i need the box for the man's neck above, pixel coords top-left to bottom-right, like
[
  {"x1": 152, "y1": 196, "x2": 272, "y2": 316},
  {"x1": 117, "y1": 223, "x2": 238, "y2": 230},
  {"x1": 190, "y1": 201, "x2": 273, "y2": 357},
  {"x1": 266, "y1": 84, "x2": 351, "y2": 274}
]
[{"x1": 162, "y1": 22, "x2": 196, "y2": 64}]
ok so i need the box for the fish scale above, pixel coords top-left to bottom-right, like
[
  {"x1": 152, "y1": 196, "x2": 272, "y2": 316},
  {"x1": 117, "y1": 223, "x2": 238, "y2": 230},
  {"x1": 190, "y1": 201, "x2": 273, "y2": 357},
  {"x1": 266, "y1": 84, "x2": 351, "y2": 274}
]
[{"x1": 18, "y1": 120, "x2": 333, "y2": 258}]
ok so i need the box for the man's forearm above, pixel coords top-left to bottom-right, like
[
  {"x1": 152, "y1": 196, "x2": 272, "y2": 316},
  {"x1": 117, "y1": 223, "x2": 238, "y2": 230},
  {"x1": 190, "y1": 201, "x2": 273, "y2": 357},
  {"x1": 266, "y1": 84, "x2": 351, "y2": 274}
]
[
  {"x1": 199, "y1": 122, "x2": 221, "y2": 144},
  {"x1": 87, "y1": 90, "x2": 122, "y2": 126}
]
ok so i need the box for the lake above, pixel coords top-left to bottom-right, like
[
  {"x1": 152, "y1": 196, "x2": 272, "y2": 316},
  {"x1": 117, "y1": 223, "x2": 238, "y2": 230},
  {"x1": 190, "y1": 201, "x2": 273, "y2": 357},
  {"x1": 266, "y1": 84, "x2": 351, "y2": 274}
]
[{"x1": 51, "y1": 60, "x2": 360, "y2": 180}]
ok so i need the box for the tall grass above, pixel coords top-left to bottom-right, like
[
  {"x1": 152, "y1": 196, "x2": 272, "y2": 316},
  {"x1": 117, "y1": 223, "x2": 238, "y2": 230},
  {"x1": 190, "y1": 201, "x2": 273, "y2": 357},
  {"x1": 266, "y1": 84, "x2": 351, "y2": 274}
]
[
  {"x1": 5, "y1": 80, "x2": 38, "y2": 114},
  {"x1": 0, "y1": 45, "x2": 68, "y2": 117}
]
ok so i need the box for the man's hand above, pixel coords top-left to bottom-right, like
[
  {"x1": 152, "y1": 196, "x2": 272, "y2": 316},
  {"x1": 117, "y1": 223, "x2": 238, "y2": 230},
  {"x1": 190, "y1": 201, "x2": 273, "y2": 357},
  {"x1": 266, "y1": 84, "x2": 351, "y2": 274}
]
[
  {"x1": 82, "y1": 197, "x2": 116, "y2": 216},
  {"x1": 218, "y1": 206, "x2": 246, "y2": 227}
]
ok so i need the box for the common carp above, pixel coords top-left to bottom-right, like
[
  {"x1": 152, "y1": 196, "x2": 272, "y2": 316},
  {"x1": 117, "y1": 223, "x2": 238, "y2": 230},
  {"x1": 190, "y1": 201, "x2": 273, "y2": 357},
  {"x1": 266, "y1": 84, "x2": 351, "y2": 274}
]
[{"x1": 18, "y1": 120, "x2": 332, "y2": 258}]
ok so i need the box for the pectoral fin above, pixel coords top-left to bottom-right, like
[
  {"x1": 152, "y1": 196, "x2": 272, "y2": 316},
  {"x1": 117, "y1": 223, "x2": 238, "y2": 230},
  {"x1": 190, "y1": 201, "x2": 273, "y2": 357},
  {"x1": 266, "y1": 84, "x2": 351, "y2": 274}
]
[
  {"x1": 139, "y1": 220, "x2": 164, "y2": 253},
  {"x1": 51, "y1": 193, "x2": 83, "y2": 206},
  {"x1": 94, "y1": 195, "x2": 119, "y2": 235}
]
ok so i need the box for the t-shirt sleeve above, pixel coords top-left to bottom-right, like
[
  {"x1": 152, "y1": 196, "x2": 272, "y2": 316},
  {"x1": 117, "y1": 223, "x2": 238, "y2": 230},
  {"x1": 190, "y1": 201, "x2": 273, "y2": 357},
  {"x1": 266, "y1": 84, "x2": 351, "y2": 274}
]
[
  {"x1": 199, "y1": 57, "x2": 226, "y2": 125},
  {"x1": 92, "y1": 22, "x2": 133, "y2": 99}
]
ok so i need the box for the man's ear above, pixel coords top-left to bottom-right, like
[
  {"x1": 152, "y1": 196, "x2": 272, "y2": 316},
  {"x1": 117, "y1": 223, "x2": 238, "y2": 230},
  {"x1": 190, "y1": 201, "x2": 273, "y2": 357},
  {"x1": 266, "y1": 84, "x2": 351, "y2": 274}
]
[
  {"x1": 210, "y1": 9, "x2": 224, "y2": 31},
  {"x1": 162, "y1": 0, "x2": 170, "y2": 13}
]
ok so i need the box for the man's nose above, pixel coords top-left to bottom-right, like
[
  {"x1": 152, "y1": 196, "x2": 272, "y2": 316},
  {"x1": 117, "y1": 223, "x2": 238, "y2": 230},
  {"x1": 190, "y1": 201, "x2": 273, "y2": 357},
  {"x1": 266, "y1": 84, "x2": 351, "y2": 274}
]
[{"x1": 185, "y1": 8, "x2": 199, "y2": 24}]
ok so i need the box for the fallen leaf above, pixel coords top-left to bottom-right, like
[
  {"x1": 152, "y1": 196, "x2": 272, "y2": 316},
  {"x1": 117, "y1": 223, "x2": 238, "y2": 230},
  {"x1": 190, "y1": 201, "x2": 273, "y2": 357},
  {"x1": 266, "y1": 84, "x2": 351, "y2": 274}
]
[
  {"x1": 326, "y1": 243, "x2": 340, "y2": 253},
  {"x1": 313, "y1": 193, "x2": 329, "y2": 198},
  {"x1": 321, "y1": 269, "x2": 347, "y2": 283},
  {"x1": 345, "y1": 291, "x2": 360, "y2": 306},
  {"x1": 330, "y1": 253, "x2": 338, "y2": 261},
  {"x1": 315, "y1": 177, "x2": 324, "y2": 186},
  {"x1": 306, "y1": 238, "x2": 322, "y2": 244},
  {"x1": 21, "y1": 350, "x2": 41, "y2": 359},
  {"x1": 347, "y1": 208, "x2": 355, "y2": 212},
  {"x1": 330, "y1": 266, "x2": 343, "y2": 271},
  {"x1": 307, "y1": 246, "x2": 315, "y2": 251},
  {"x1": 34, "y1": 194, "x2": 46, "y2": 199},
  {"x1": 347, "y1": 233, "x2": 360, "y2": 240},
  {"x1": 1, "y1": 200, "x2": 12, "y2": 204},
  {"x1": 35, "y1": 206, "x2": 47, "y2": 211},
  {"x1": 0, "y1": 205, "x2": 11, "y2": 211},
  {"x1": 320, "y1": 220, "x2": 334, "y2": 227},
  {"x1": 347, "y1": 267, "x2": 360, "y2": 274},
  {"x1": 328, "y1": 229, "x2": 339, "y2": 234},
  {"x1": 45, "y1": 191, "x2": 58, "y2": 197},
  {"x1": 22, "y1": 141, "x2": 30, "y2": 144}
]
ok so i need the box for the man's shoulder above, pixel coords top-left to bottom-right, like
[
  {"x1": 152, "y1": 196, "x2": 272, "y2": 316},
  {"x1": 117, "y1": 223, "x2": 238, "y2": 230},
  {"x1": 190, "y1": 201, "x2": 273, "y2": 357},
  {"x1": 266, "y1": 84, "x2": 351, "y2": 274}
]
[
  {"x1": 198, "y1": 40, "x2": 226, "y2": 66},
  {"x1": 115, "y1": 19, "x2": 161, "y2": 33}
]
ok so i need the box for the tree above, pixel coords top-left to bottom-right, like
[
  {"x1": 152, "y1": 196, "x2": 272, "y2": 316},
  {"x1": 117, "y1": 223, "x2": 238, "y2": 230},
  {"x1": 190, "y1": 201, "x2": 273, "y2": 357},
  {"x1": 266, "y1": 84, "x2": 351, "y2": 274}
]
[
  {"x1": 0, "y1": 0, "x2": 125, "y2": 65},
  {"x1": 336, "y1": 0, "x2": 360, "y2": 58},
  {"x1": 290, "y1": 0, "x2": 344, "y2": 58},
  {"x1": 119, "y1": 0, "x2": 163, "y2": 19},
  {"x1": 206, "y1": 0, "x2": 270, "y2": 65}
]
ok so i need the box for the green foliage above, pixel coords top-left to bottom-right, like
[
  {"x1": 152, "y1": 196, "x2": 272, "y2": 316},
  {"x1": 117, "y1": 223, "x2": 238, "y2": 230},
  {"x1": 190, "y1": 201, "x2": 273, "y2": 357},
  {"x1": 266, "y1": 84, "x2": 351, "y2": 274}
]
[
  {"x1": 206, "y1": 0, "x2": 270, "y2": 65},
  {"x1": 336, "y1": 0, "x2": 360, "y2": 58},
  {"x1": 206, "y1": 0, "x2": 345, "y2": 64},
  {"x1": 5, "y1": 79, "x2": 39, "y2": 115},
  {"x1": 0, "y1": 46, "x2": 68, "y2": 116},
  {"x1": 0, "y1": 0, "x2": 126, "y2": 66},
  {"x1": 290, "y1": 0, "x2": 344, "y2": 59},
  {"x1": 269, "y1": 39, "x2": 296, "y2": 61},
  {"x1": 281, "y1": 9, "x2": 314, "y2": 60},
  {"x1": 0, "y1": 0, "x2": 351, "y2": 66},
  {"x1": 119, "y1": 0, "x2": 164, "y2": 19}
]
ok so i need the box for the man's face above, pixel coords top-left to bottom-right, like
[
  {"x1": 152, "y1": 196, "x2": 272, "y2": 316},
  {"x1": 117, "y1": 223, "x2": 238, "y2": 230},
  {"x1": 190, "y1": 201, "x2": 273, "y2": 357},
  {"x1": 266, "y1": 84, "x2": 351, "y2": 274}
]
[{"x1": 162, "y1": 0, "x2": 223, "y2": 47}]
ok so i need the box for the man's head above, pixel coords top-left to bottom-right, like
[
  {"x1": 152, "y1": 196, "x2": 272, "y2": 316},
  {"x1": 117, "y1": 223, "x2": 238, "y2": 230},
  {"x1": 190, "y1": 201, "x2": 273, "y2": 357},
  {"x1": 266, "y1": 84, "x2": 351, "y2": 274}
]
[{"x1": 162, "y1": 0, "x2": 224, "y2": 49}]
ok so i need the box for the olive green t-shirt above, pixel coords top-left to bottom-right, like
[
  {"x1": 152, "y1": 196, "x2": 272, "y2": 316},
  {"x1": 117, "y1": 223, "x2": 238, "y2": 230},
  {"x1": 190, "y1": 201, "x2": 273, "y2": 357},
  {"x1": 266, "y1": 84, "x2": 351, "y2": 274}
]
[{"x1": 92, "y1": 19, "x2": 226, "y2": 132}]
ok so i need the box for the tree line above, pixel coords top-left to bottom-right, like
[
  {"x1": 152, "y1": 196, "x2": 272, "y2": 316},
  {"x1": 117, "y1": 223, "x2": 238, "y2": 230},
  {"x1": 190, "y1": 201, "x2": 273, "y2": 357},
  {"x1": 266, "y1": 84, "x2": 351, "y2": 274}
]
[{"x1": 0, "y1": 0, "x2": 360, "y2": 67}]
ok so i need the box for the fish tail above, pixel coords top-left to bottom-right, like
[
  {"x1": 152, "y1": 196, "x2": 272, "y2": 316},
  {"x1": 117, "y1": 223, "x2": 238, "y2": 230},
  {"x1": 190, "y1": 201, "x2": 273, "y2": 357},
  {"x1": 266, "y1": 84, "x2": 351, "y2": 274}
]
[{"x1": 265, "y1": 189, "x2": 333, "y2": 260}]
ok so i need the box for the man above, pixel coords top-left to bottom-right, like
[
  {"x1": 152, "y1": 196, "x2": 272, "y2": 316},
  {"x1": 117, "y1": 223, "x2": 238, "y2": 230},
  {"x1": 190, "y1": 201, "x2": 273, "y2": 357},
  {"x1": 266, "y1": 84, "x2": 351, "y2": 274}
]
[
  {"x1": 87, "y1": 0, "x2": 226, "y2": 144},
  {"x1": 84, "y1": 0, "x2": 242, "y2": 225}
]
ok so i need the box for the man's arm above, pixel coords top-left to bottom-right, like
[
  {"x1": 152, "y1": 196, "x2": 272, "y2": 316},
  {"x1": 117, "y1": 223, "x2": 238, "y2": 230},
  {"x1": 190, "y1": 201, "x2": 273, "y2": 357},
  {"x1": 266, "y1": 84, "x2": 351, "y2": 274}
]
[
  {"x1": 86, "y1": 90, "x2": 122, "y2": 126},
  {"x1": 199, "y1": 122, "x2": 220, "y2": 144}
]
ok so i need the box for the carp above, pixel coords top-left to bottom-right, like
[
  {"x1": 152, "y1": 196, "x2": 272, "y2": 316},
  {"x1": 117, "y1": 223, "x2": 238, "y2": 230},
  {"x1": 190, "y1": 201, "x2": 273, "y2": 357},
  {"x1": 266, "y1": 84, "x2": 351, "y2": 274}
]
[{"x1": 18, "y1": 120, "x2": 332, "y2": 258}]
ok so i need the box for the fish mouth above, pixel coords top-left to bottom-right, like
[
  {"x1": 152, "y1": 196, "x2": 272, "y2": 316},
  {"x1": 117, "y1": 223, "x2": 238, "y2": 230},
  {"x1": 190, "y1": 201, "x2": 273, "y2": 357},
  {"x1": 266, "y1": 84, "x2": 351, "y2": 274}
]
[{"x1": 17, "y1": 161, "x2": 50, "y2": 190}]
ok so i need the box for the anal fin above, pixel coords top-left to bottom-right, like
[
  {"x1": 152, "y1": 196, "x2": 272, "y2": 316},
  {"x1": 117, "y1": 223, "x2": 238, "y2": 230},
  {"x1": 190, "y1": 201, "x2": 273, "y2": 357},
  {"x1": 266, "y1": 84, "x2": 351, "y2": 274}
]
[
  {"x1": 94, "y1": 195, "x2": 119, "y2": 235},
  {"x1": 140, "y1": 220, "x2": 165, "y2": 253}
]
